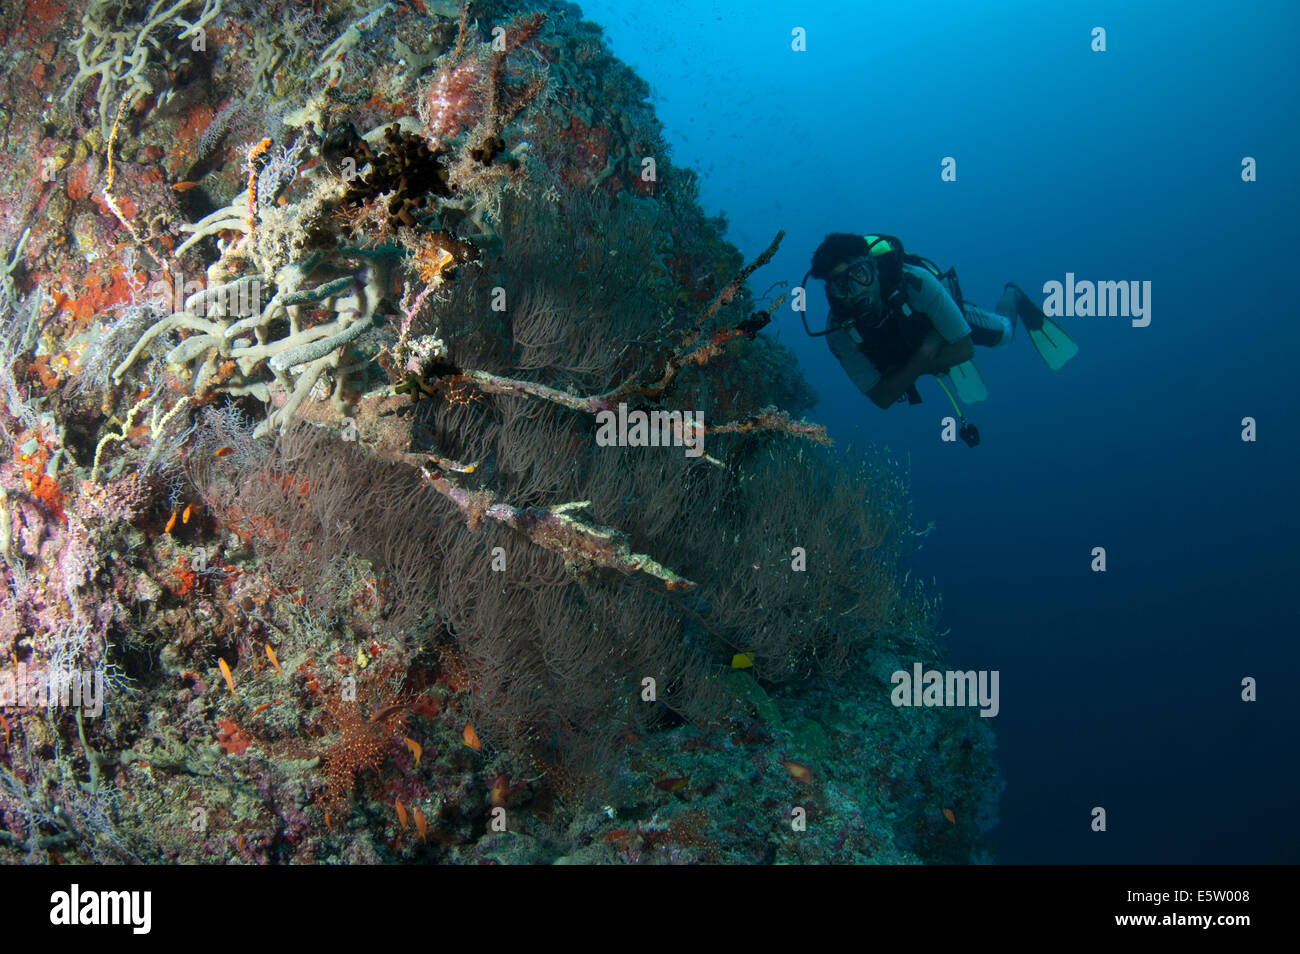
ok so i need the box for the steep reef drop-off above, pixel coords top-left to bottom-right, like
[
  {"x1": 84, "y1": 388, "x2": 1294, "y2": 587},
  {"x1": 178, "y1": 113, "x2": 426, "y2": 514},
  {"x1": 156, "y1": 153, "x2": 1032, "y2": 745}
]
[{"x1": 0, "y1": 0, "x2": 1000, "y2": 863}]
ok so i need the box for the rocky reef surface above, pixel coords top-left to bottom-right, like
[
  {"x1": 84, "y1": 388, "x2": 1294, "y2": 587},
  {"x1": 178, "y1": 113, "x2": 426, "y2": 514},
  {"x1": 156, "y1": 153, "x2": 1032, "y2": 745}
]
[{"x1": 0, "y1": 0, "x2": 1000, "y2": 863}]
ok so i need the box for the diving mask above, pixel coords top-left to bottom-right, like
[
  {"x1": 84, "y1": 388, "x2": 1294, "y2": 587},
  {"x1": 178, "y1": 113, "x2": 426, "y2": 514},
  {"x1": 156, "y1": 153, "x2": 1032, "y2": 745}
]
[{"x1": 826, "y1": 256, "x2": 882, "y2": 319}]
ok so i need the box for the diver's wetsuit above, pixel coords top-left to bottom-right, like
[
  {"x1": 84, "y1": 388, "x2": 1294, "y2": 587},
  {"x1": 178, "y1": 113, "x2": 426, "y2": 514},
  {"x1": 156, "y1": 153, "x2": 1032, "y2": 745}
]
[{"x1": 826, "y1": 263, "x2": 1012, "y2": 396}]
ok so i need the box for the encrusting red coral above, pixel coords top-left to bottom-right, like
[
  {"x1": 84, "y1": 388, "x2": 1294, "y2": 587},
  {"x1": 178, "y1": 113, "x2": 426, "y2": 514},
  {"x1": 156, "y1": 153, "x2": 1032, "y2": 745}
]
[
  {"x1": 17, "y1": 443, "x2": 65, "y2": 522},
  {"x1": 216, "y1": 717, "x2": 252, "y2": 756}
]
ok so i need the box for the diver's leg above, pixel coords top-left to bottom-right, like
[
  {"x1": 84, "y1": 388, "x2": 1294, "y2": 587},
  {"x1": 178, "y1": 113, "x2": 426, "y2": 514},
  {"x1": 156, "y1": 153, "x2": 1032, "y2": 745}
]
[
  {"x1": 995, "y1": 284, "x2": 1020, "y2": 320},
  {"x1": 962, "y1": 304, "x2": 1014, "y2": 348}
]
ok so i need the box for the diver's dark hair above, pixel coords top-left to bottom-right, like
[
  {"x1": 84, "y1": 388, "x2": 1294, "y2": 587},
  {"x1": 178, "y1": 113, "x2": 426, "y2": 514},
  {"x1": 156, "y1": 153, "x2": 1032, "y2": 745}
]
[{"x1": 809, "y1": 233, "x2": 869, "y2": 280}]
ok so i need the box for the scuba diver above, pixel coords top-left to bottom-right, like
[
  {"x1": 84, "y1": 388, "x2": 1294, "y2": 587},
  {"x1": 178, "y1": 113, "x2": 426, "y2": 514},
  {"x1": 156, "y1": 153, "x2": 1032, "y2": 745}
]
[{"x1": 801, "y1": 233, "x2": 1077, "y2": 444}]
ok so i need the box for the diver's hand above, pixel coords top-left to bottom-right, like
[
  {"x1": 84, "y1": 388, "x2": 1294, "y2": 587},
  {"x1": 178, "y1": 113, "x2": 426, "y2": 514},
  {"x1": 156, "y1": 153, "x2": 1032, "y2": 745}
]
[
  {"x1": 916, "y1": 330, "x2": 944, "y2": 363},
  {"x1": 871, "y1": 332, "x2": 962, "y2": 409}
]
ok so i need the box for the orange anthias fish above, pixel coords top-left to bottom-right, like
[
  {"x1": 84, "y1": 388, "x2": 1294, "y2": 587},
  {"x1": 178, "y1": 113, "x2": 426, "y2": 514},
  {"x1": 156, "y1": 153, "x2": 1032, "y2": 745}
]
[
  {"x1": 404, "y1": 736, "x2": 422, "y2": 766},
  {"x1": 369, "y1": 703, "x2": 407, "y2": 723},
  {"x1": 217, "y1": 657, "x2": 236, "y2": 694},
  {"x1": 654, "y1": 775, "x2": 689, "y2": 793},
  {"x1": 462, "y1": 723, "x2": 481, "y2": 751},
  {"x1": 164, "y1": 506, "x2": 179, "y2": 533},
  {"x1": 943, "y1": 807, "x2": 957, "y2": 826},
  {"x1": 781, "y1": 760, "x2": 812, "y2": 784},
  {"x1": 490, "y1": 773, "x2": 511, "y2": 808},
  {"x1": 265, "y1": 644, "x2": 282, "y2": 675},
  {"x1": 412, "y1": 805, "x2": 427, "y2": 842},
  {"x1": 394, "y1": 798, "x2": 408, "y2": 831}
]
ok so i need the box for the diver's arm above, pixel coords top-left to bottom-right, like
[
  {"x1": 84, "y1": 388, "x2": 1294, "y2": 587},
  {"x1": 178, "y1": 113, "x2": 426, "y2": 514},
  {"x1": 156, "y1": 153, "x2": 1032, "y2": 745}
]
[
  {"x1": 928, "y1": 333, "x2": 974, "y2": 371},
  {"x1": 866, "y1": 332, "x2": 974, "y2": 408},
  {"x1": 867, "y1": 349, "x2": 932, "y2": 408}
]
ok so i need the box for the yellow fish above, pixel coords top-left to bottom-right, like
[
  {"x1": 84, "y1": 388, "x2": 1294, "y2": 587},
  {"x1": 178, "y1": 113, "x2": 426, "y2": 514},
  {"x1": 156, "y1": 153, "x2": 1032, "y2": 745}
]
[{"x1": 217, "y1": 657, "x2": 236, "y2": 694}]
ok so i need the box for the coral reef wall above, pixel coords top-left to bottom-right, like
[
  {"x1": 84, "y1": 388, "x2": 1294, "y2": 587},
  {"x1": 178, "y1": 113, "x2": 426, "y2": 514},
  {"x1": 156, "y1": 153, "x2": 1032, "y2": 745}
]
[{"x1": 0, "y1": 0, "x2": 1000, "y2": 863}]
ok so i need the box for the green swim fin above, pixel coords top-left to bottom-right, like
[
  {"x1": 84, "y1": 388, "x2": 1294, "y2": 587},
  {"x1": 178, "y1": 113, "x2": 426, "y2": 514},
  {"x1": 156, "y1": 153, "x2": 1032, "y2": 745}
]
[
  {"x1": 1002, "y1": 283, "x2": 1079, "y2": 371},
  {"x1": 1027, "y1": 319, "x2": 1079, "y2": 370},
  {"x1": 947, "y1": 360, "x2": 988, "y2": 403}
]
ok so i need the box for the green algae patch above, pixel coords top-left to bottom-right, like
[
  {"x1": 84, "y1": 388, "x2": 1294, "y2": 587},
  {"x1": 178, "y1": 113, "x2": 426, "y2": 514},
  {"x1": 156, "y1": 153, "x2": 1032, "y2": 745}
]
[
  {"x1": 787, "y1": 717, "x2": 831, "y2": 761},
  {"x1": 721, "y1": 670, "x2": 781, "y2": 727}
]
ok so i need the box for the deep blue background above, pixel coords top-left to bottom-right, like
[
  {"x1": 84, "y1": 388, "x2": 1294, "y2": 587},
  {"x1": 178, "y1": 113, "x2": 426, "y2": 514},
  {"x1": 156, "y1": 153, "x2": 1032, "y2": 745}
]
[{"x1": 578, "y1": 0, "x2": 1300, "y2": 862}]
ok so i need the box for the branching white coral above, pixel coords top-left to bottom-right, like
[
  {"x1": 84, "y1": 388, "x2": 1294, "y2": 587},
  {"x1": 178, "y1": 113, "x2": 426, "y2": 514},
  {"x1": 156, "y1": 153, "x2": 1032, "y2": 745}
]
[
  {"x1": 111, "y1": 248, "x2": 396, "y2": 436},
  {"x1": 104, "y1": 121, "x2": 403, "y2": 436},
  {"x1": 309, "y1": 2, "x2": 395, "y2": 88},
  {"x1": 63, "y1": 0, "x2": 224, "y2": 139}
]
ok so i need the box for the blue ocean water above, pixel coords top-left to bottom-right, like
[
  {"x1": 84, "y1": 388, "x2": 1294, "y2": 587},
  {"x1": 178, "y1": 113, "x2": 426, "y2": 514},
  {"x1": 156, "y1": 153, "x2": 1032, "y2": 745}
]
[{"x1": 580, "y1": 0, "x2": 1300, "y2": 863}]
